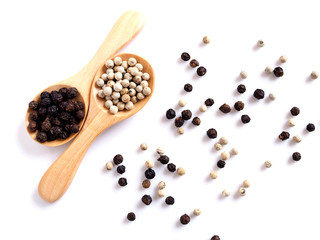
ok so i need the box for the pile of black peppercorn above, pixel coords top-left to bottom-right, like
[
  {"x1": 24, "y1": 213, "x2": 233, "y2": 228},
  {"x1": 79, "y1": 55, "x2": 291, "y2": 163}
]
[{"x1": 28, "y1": 87, "x2": 85, "y2": 143}]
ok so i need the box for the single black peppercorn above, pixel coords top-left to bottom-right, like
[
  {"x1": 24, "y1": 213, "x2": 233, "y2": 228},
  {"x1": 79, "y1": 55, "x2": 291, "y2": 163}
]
[
  {"x1": 127, "y1": 212, "x2": 136, "y2": 221},
  {"x1": 184, "y1": 83, "x2": 193, "y2": 92},
  {"x1": 60, "y1": 131, "x2": 70, "y2": 139},
  {"x1": 41, "y1": 119, "x2": 52, "y2": 132},
  {"x1": 67, "y1": 87, "x2": 78, "y2": 99},
  {"x1": 273, "y1": 66, "x2": 284, "y2": 77},
  {"x1": 75, "y1": 110, "x2": 85, "y2": 120},
  {"x1": 116, "y1": 165, "x2": 126, "y2": 174},
  {"x1": 29, "y1": 100, "x2": 39, "y2": 110},
  {"x1": 253, "y1": 89, "x2": 265, "y2": 100},
  {"x1": 38, "y1": 107, "x2": 47, "y2": 117},
  {"x1": 28, "y1": 121, "x2": 37, "y2": 132},
  {"x1": 192, "y1": 117, "x2": 201, "y2": 126},
  {"x1": 234, "y1": 101, "x2": 245, "y2": 111},
  {"x1": 237, "y1": 84, "x2": 246, "y2": 94},
  {"x1": 47, "y1": 105, "x2": 58, "y2": 116},
  {"x1": 219, "y1": 103, "x2": 231, "y2": 113},
  {"x1": 211, "y1": 235, "x2": 220, "y2": 240},
  {"x1": 113, "y1": 154, "x2": 123, "y2": 165},
  {"x1": 75, "y1": 101, "x2": 85, "y2": 110},
  {"x1": 167, "y1": 163, "x2": 176, "y2": 172},
  {"x1": 189, "y1": 59, "x2": 199, "y2": 68},
  {"x1": 50, "y1": 117, "x2": 62, "y2": 126},
  {"x1": 51, "y1": 90, "x2": 63, "y2": 104},
  {"x1": 207, "y1": 128, "x2": 218, "y2": 139},
  {"x1": 40, "y1": 91, "x2": 50, "y2": 99},
  {"x1": 59, "y1": 87, "x2": 68, "y2": 100},
  {"x1": 205, "y1": 98, "x2": 214, "y2": 106},
  {"x1": 165, "y1": 196, "x2": 175, "y2": 205},
  {"x1": 69, "y1": 124, "x2": 79, "y2": 133},
  {"x1": 217, "y1": 160, "x2": 226, "y2": 168},
  {"x1": 50, "y1": 126, "x2": 62, "y2": 138},
  {"x1": 141, "y1": 194, "x2": 152, "y2": 205},
  {"x1": 306, "y1": 123, "x2": 315, "y2": 132},
  {"x1": 181, "y1": 52, "x2": 191, "y2": 61},
  {"x1": 241, "y1": 114, "x2": 251, "y2": 124},
  {"x1": 36, "y1": 131, "x2": 48, "y2": 143},
  {"x1": 30, "y1": 111, "x2": 39, "y2": 121},
  {"x1": 279, "y1": 131, "x2": 290, "y2": 141},
  {"x1": 118, "y1": 177, "x2": 127, "y2": 187},
  {"x1": 290, "y1": 107, "x2": 300, "y2": 116},
  {"x1": 65, "y1": 102, "x2": 75, "y2": 112},
  {"x1": 158, "y1": 155, "x2": 169, "y2": 165},
  {"x1": 196, "y1": 66, "x2": 207, "y2": 76},
  {"x1": 145, "y1": 168, "x2": 156, "y2": 179},
  {"x1": 59, "y1": 111, "x2": 71, "y2": 121},
  {"x1": 292, "y1": 152, "x2": 301, "y2": 161},
  {"x1": 174, "y1": 117, "x2": 184, "y2": 127},
  {"x1": 180, "y1": 214, "x2": 190, "y2": 225},
  {"x1": 165, "y1": 108, "x2": 176, "y2": 120},
  {"x1": 181, "y1": 110, "x2": 192, "y2": 120},
  {"x1": 39, "y1": 97, "x2": 51, "y2": 107}
]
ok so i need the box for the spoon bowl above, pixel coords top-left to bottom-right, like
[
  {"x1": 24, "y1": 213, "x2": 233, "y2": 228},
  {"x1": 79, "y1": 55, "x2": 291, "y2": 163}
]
[{"x1": 38, "y1": 53, "x2": 155, "y2": 202}]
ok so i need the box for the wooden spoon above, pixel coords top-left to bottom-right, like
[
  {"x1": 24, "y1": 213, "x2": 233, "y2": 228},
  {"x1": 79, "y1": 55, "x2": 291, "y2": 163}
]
[
  {"x1": 38, "y1": 53, "x2": 155, "y2": 202},
  {"x1": 25, "y1": 10, "x2": 145, "y2": 147}
]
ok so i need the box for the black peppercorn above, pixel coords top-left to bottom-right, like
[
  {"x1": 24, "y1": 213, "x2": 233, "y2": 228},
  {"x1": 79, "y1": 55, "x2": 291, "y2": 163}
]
[
  {"x1": 113, "y1": 154, "x2": 123, "y2": 165},
  {"x1": 165, "y1": 196, "x2": 175, "y2": 205},
  {"x1": 207, "y1": 128, "x2": 218, "y2": 139},
  {"x1": 211, "y1": 235, "x2": 220, "y2": 240},
  {"x1": 60, "y1": 131, "x2": 70, "y2": 139},
  {"x1": 219, "y1": 103, "x2": 231, "y2": 113},
  {"x1": 28, "y1": 121, "x2": 37, "y2": 132},
  {"x1": 75, "y1": 110, "x2": 85, "y2": 120},
  {"x1": 279, "y1": 131, "x2": 290, "y2": 141},
  {"x1": 51, "y1": 90, "x2": 63, "y2": 104},
  {"x1": 180, "y1": 214, "x2": 190, "y2": 225},
  {"x1": 253, "y1": 89, "x2": 265, "y2": 100},
  {"x1": 192, "y1": 117, "x2": 201, "y2": 126},
  {"x1": 166, "y1": 108, "x2": 176, "y2": 119},
  {"x1": 141, "y1": 194, "x2": 152, "y2": 205},
  {"x1": 273, "y1": 66, "x2": 284, "y2": 77},
  {"x1": 237, "y1": 84, "x2": 246, "y2": 94},
  {"x1": 47, "y1": 105, "x2": 58, "y2": 115},
  {"x1": 75, "y1": 101, "x2": 85, "y2": 110},
  {"x1": 184, "y1": 83, "x2": 193, "y2": 92},
  {"x1": 234, "y1": 101, "x2": 245, "y2": 111},
  {"x1": 40, "y1": 91, "x2": 50, "y2": 99},
  {"x1": 29, "y1": 100, "x2": 39, "y2": 110},
  {"x1": 67, "y1": 87, "x2": 78, "y2": 99},
  {"x1": 145, "y1": 168, "x2": 156, "y2": 179},
  {"x1": 290, "y1": 107, "x2": 300, "y2": 116},
  {"x1": 30, "y1": 111, "x2": 39, "y2": 121},
  {"x1": 50, "y1": 126, "x2": 62, "y2": 138},
  {"x1": 69, "y1": 124, "x2": 79, "y2": 133},
  {"x1": 158, "y1": 155, "x2": 169, "y2": 165},
  {"x1": 189, "y1": 59, "x2": 199, "y2": 68},
  {"x1": 181, "y1": 110, "x2": 192, "y2": 120},
  {"x1": 292, "y1": 152, "x2": 301, "y2": 161},
  {"x1": 167, "y1": 163, "x2": 176, "y2": 172},
  {"x1": 36, "y1": 131, "x2": 48, "y2": 143},
  {"x1": 38, "y1": 107, "x2": 47, "y2": 117},
  {"x1": 181, "y1": 52, "x2": 191, "y2": 61},
  {"x1": 174, "y1": 117, "x2": 184, "y2": 127},
  {"x1": 118, "y1": 177, "x2": 127, "y2": 187},
  {"x1": 196, "y1": 66, "x2": 207, "y2": 76},
  {"x1": 116, "y1": 165, "x2": 126, "y2": 174},
  {"x1": 39, "y1": 98, "x2": 51, "y2": 107},
  {"x1": 205, "y1": 98, "x2": 214, "y2": 106},
  {"x1": 241, "y1": 114, "x2": 251, "y2": 124},
  {"x1": 127, "y1": 212, "x2": 136, "y2": 221},
  {"x1": 65, "y1": 102, "x2": 75, "y2": 112},
  {"x1": 41, "y1": 119, "x2": 52, "y2": 132},
  {"x1": 217, "y1": 160, "x2": 226, "y2": 168},
  {"x1": 59, "y1": 111, "x2": 71, "y2": 121},
  {"x1": 50, "y1": 117, "x2": 62, "y2": 126},
  {"x1": 306, "y1": 123, "x2": 315, "y2": 132}
]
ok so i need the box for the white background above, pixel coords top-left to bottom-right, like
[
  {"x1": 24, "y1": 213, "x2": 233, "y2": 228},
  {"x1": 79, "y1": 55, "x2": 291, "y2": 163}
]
[{"x1": 1, "y1": 0, "x2": 320, "y2": 239}]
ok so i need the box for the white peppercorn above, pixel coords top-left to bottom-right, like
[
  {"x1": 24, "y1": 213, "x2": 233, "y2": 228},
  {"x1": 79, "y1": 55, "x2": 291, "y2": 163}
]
[
  {"x1": 117, "y1": 102, "x2": 125, "y2": 111},
  {"x1": 265, "y1": 160, "x2": 272, "y2": 168},
  {"x1": 311, "y1": 71, "x2": 319, "y2": 79},
  {"x1": 128, "y1": 89, "x2": 136, "y2": 97},
  {"x1": 113, "y1": 83, "x2": 123, "y2": 92},
  {"x1": 145, "y1": 160, "x2": 155, "y2": 168},
  {"x1": 135, "y1": 85, "x2": 143, "y2": 93},
  {"x1": 193, "y1": 209, "x2": 201, "y2": 216},
  {"x1": 203, "y1": 35, "x2": 210, "y2": 44},
  {"x1": 120, "y1": 88, "x2": 128, "y2": 95},
  {"x1": 110, "y1": 105, "x2": 118, "y2": 114},
  {"x1": 157, "y1": 181, "x2": 166, "y2": 190},
  {"x1": 131, "y1": 96, "x2": 138, "y2": 104},
  {"x1": 104, "y1": 100, "x2": 113, "y2": 109},
  {"x1": 178, "y1": 99, "x2": 187, "y2": 107},
  {"x1": 221, "y1": 151, "x2": 230, "y2": 160},
  {"x1": 101, "y1": 73, "x2": 108, "y2": 80},
  {"x1": 280, "y1": 55, "x2": 288, "y2": 63},
  {"x1": 124, "y1": 72, "x2": 133, "y2": 80},
  {"x1": 116, "y1": 66, "x2": 125, "y2": 74},
  {"x1": 97, "y1": 90, "x2": 105, "y2": 98},
  {"x1": 96, "y1": 78, "x2": 104, "y2": 87},
  {"x1": 106, "y1": 161, "x2": 113, "y2": 170},
  {"x1": 120, "y1": 79, "x2": 129, "y2": 88},
  {"x1": 230, "y1": 148, "x2": 239, "y2": 155},
  {"x1": 129, "y1": 82, "x2": 136, "y2": 89},
  {"x1": 177, "y1": 127, "x2": 184, "y2": 135},
  {"x1": 177, "y1": 167, "x2": 186, "y2": 176},
  {"x1": 156, "y1": 147, "x2": 165, "y2": 155},
  {"x1": 200, "y1": 104, "x2": 207, "y2": 112},
  {"x1": 158, "y1": 189, "x2": 165, "y2": 198},
  {"x1": 140, "y1": 143, "x2": 148, "y2": 150},
  {"x1": 137, "y1": 93, "x2": 145, "y2": 100},
  {"x1": 219, "y1": 137, "x2": 228, "y2": 145},
  {"x1": 106, "y1": 80, "x2": 115, "y2": 87},
  {"x1": 125, "y1": 101, "x2": 134, "y2": 110},
  {"x1": 128, "y1": 57, "x2": 137, "y2": 66},
  {"x1": 114, "y1": 56, "x2": 122, "y2": 66},
  {"x1": 111, "y1": 91, "x2": 120, "y2": 99},
  {"x1": 105, "y1": 59, "x2": 114, "y2": 69},
  {"x1": 140, "y1": 80, "x2": 148, "y2": 88},
  {"x1": 133, "y1": 75, "x2": 142, "y2": 84},
  {"x1": 112, "y1": 99, "x2": 119, "y2": 105},
  {"x1": 214, "y1": 143, "x2": 223, "y2": 151},
  {"x1": 239, "y1": 187, "x2": 246, "y2": 196},
  {"x1": 209, "y1": 170, "x2": 218, "y2": 179},
  {"x1": 121, "y1": 60, "x2": 128, "y2": 69},
  {"x1": 114, "y1": 72, "x2": 123, "y2": 81},
  {"x1": 269, "y1": 93, "x2": 276, "y2": 100},
  {"x1": 240, "y1": 70, "x2": 248, "y2": 79},
  {"x1": 288, "y1": 118, "x2": 296, "y2": 127},
  {"x1": 105, "y1": 96, "x2": 112, "y2": 101},
  {"x1": 142, "y1": 72, "x2": 150, "y2": 80},
  {"x1": 121, "y1": 94, "x2": 130, "y2": 103},
  {"x1": 222, "y1": 189, "x2": 230, "y2": 197},
  {"x1": 257, "y1": 39, "x2": 265, "y2": 47},
  {"x1": 243, "y1": 179, "x2": 251, "y2": 188},
  {"x1": 103, "y1": 86, "x2": 112, "y2": 96},
  {"x1": 142, "y1": 87, "x2": 152, "y2": 96},
  {"x1": 265, "y1": 66, "x2": 273, "y2": 73},
  {"x1": 135, "y1": 63, "x2": 143, "y2": 71},
  {"x1": 107, "y1": 72, "x2": 115, "y2": 80},
  {"x1": 293, "y1": 135, "x2": 302, "y2": 143},
  {"x1": 106, "y1": 68, "x2": 114, "y2": 74}
]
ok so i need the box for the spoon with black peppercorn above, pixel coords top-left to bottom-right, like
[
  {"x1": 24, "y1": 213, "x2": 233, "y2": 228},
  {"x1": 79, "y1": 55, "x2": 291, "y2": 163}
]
[
  {"x1": 38, "y1": 53, "x2": 155, "y2": 202},
  {"x1": 25, "y1": 10, "x2": 145, "y2": 147}
]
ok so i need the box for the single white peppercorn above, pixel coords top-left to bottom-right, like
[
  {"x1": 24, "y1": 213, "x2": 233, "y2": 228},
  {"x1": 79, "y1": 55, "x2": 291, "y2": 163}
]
[
  {"x1": 311, "y1": 71, "x2": 319, "y2": 79},
  {"x1": 222, "y1": 189, "x2": 230, "y2": 197},
  {"x1": 104, "y1": 100, "x2": 113, "y2": 109},
  {"x1": 178, "y1": 99, "x2": 187, "y2": 107},
  {"x1": 214, "y1": 143, "x2": 223, "y2": 151},
  {"x1": 114, "y1": 56, "x2": 122, "y2": 66},
  {"x1": 103, "y1": 86, "x2": 112, "y2": 96},
  {"x1": 135, "y1": 63, "x2": 143, "y2": 71},
  {"x1": 230, "y1": 147, "x2": 239, "y2": 155},
  {"x1": 200, "y1": 104, "x2": 207, "y2": 112},
  {"x1": 142, "y1": 72, "x2": 150, "y2": 80},
  {"x1": 209, "y1": 170, "x2": 218, "y2": 179},
  {"x1": 107, "y1": 72, "x2": 115, "y2": 80},
  {"x1": 128, "y1": 89, "x2": 136, "y2": 97},
  {"x1": 140, "y1": 80, "x2": 148, "y2": 88},
  {"x1": 106, "y1": 161, "x2": 113, "y2": 170},
  {"x1": 257, "y1": 39, "x2": 265, "y2": 47},
  {"x1": 131, "y1": 96, "x2": 138, "y2": 104},
  {"x1": 293, "y1": 135, "x2": 302, "y2": 143},
  {"x1": 265, "y1": 66, "x2": 273, "y2": 73},
  {"x1": 158, "y1": 189, "x2": 165, "y2": 198},
  {"x1": 128, "y1": 57, "x2": 137, "y2": 67},
  {"x1": 121, "y1": 79, "x2": 130, "y2": 88},
  {"x1": 97, "y1": 90, "x2": 105, "y2": 98},
  {"x1": 193, "y1": 209, "x2": 201, "y2": 216},
  {"x1": 112, "y1": 99, "x2": 119, "y2": 105},
  {"x1": 120, "y1": 88, "x2": 128, "y2": 95},
  {"x1": 113, "y1": 82, "x2": 123, "y2": 92},
  {"x1": 106, "y1": 68, "x2": 114, "y2": 74},
  {"x1": 114, "y1": 72, "x2": 123, "y2": 81},
  {"x1": 243, "y1": 179, "x2": 251, "y2": 188},
  {"x1": 111, "y1": 91, "x2": 120, "y2": 100},
  {"x1": 219, "y1": 137, "x2": 228, "y2": 145},
  {"x1": 116, "y1": 66, "x2": 125, "y2": 74},
  {"x1": 157, "y1": 181, "x2": 166, "y2": 190},
  {"x1": 288, "y1": 118, "x2": 296, "y2": 127},
  {"x1": 109, "y1": 105, "x2": 118, "y2": 114},
  {"x1": 101, "y1": 73, "x2": 108, "y2": 80},
  {"x1": 142, "y1": 87, "x2": 152, "y2": 96},
  {"x1": 156, "y1": 147, "x2": 165, "y2": 155},
  {"x1": 121, "y1": 94, "x2": 130, "y2": 103},
  {"x1": 105, "y1": 59, "x2": 114, "y2": 68},
  {"x1": 106, "y1": 80, "x2": 115, "y2": 87},
  {"x1": 129, "y1": 82, "x2": 136, "y2": 89},
  {"x1": 125, "y1": 101, "x2": 134, "y2": 110},
  {"x1": 96, "y1": 78, "x2": 105, "y2": 87},
  {"x1": 124, "y1": 72, "x2": 133, "y2": 80},
  {"x1": 121, "y1": 60, "x2": 128, "y2": 69},
  {"x1": 135, "y1": 85, "x2": 143, "y2": 93},
  {"x1": 140, "y1": 143, "x2": 148, "y2": 150},
  {"x1": 137, "y1": 93, "x2": 145, "y2": 100},
  {"x1": 221, "y1": 151, "x2": 230, "y2": 160},
  {"x1": 117, "y1": 102, "x2": 125, "y2": 111},
  {"x1": 240, "y1": 70, "x2": 248, "y2": 79},
  {"x1": 203, "y1": 36, "x2": 210, "y2": 44},
  {"x1": 145, "y1": 160, "x2": 155, "y2": 169},
  {"x1": 269, "y1": 93, "x2": 276, "y2": 100},
  {"x1": 177, "y1": 167, "x2": 186, "y2": 176},
  {"x1": 280, "y1": 55, "x2": 288, "y2": 63},
  {"x1": 239, "y1": 187, "x2": 246, "y2": 196},
  {"x1": 177, "y1": 127, "x2": 184, "y2": 135},
  {"x1": 265, "y1": 160, "x2": 272, "y2": 168},
  {"x1": 133, "y1": 75, "x2": 142, "y2": 84}
]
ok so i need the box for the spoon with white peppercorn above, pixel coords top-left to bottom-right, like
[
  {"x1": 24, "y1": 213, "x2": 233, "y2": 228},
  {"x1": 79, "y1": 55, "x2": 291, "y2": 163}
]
[
  {"x1": 25, "y1": 10, "x2": 145, "y2": 146},
  {"x1": 38, "y1": 53, "x2": 155, "y2": 202}
]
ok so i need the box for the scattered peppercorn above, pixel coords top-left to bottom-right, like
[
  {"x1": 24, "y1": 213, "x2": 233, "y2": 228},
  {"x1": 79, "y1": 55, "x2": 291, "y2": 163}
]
[
  {"x1": 178, "y1": 99, "x2": 187, "y2": 107},
  {"x1": 203, "y1": 36, "x2": 210, "y2": 44},
  {"x1": 177, "y1": 167, "x2": 186, "y2": 176},
  {"x1": 113, "y1": 154, "x2": 123, "y2": 165},
  {"x1": 157, "y1": 181, "x2": 166, "y2": 190},
  {"x1": 234, "y1": 101, "x2": 245, "y2": 111},
  {"x1": 241, "y1": 114, "x2": 251, "y2": 124},
  {"x1": 269, "y1": 93, "x2": 276, "y2": 100},
  {"x1": 257, "y1": 39, "x2": 265, "y2": 47},
  {"x1": 181, "y1": 52, "x2": 191, "y2": 61},
  {"x1": 211, "y1": 235, "x2": 220, "y2": 240},
  {"x1": 273, "y1": 67, "x2": 284, "y2": 77},
  {"x1": 280, "y1": 55, "x2": 288, "y2": 63},
  {"x1": 217, "y1": 160, "x2": 226, "y2": 168},
  {"x1": 141, "y1": 194, "x2": 152, "y2": 205},
  {"x1": 306, "y1": 123, "x2": 315, "y2": 132},
  {"x1": 293, "y1": 135, "x2": 302, "y2": 143},
  {"x1": 265, "y1": 160, "x2": 272, "y2": 168},
  {"x1": 207, "y1": 128, "x2": 218, "y2": 139},
  {"x1": 210, "y1": 170, "x2": 218, "y2": 179},
  {"x1": 197, "y1": 66, "x2": 207, "y2": 76},
  {"x1": 279, "y1": 131, "x2": 290, "y2": 141},
  {"x1": 167, "y1": 163, "x2": 176, "y2": 172},
  {"x1": 145, "y1": 168, "x2": 156, "y2": 179},
  {"x1": 237, "y1": 84, "x2": 246, "y2": 94},
  {"x1": 290, "y1": 107, "x2": 300, "y2": 116},
  {"x1": 243, "y1": 179, "x2": 251, "y2": 188},
  {"x1": 222, "y1": 189, "x2": 230, "y2": 197},
  {"x1": 174, "y1": 117, "x2": 184, "y2": 127},
  {"x1": 253, "y1": 89, "x2": 265, "y2": 99},
  {"x1": 118, "y1": 177, "x2": 127, "y2": 187},
  {"x1": 181, "y1": 110, "x2": 192, "y2": 120},
  {"x1": 239, "y1": 187, "x2": 246, "y2": 196},
  {"x1": 127, "y1": 212, "x2": 136, "y2": 221},
  {"x1": 140, "y1": 143, "x2": 148, "y2": 150},
  {"x1": 193, "y1": 209, "x2": 201, "y2": 216},
  {"x1": 192, "y1": 117, "x2": 201, "y2": 126},
  {"x1": 156, "y1": 147, "x2": 165, "y2": 155},
  {"x1": 180, "y1": 214, "x2": 190, "y2": 225},
  {"x1": 116, "y1": 165, "x2": 126, "y2": 174},
  {"x1": 142, "y1": 179, "x2": 151, "y2": 188},
  {"x1": 158, "y1": 155, "x2": 169, "y2": 165},
  {"x1": 190, "y1": 59, "x2": 199, "y2": 68},
  {"x1": 311, "y1": 71, "x2": 319, "y2": 79},
  {"x1": 205, "y1": 98, "x2": 214, "y2": 106},
  {"x1": 292, "y1": 152, "x2": 301, "y2": 161},
  {"x1": 106, "y1": 161, "x2": 113, "y2": 170},
  {"x1": 177, "y1": 127, "x2": 185, "y2": 135},
  {"x1": 240, "y1": 70, "x2": 248, "y2": 79},
  {"x1": 165, "y1": 196, "x2": 175, "y2": 205},
  {"x1": 200, "y1": 104, "x2": 207, "y2": 112},
  {"x1": 214, "y1": 142, "x2": 223, "y2": 151},
  {"x1": 221, "y1": 151, "x2": 230, "y2": 160},
  {"x1": 219, "y1": 103, "x2": 231, "y2": 113},
  {"x1": 166, "y1": 108, "x2": 176, "y2": 119},
  {"x1": 184, "y1": 83, "x2": 193, "y2": 92}
]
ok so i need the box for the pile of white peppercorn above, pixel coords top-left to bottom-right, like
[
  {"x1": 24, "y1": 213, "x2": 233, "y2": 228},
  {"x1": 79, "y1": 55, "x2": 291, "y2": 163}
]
[{"x1": 96, "y1": 56, "x2": 151, "y2": 114}]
